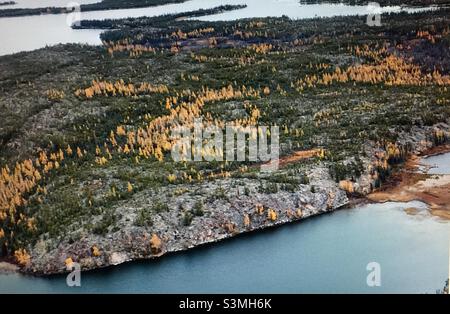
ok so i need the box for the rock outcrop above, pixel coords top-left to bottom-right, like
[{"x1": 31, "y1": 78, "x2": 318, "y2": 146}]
[{"x1": 23, "y1": 167, "x2": 348, "y2": 275}]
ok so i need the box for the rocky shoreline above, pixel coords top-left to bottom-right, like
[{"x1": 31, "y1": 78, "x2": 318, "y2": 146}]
[
  {"x1": 2, "y1": 190, "x2": 349, "y2": 276},
  {"x1": 22, "y1": 169, "x2": 349, "y2": 275},
  {"x1": 9, "y1": 122, "x2": 450, "y2": 276}
]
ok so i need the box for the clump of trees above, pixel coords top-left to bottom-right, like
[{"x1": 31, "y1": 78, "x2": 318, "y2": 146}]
[
  {"x1": 295, "y1": 43, "x2": 450, "y2": 91},
  {"x1": 75, "y1": 79, "x2": 169, "y2": 98},
  {"x1": 45, "y1": 89, "x2": 65, "y2": 102},
  {"x1": 329, "y1": 159, "x2": 363, "y2": 183},
  {"x1": 431, "y1": 129, "x2": 447, "y2": 146},
  {"x1": 0, "y1": 158, "x2": 46, "y2": 256}
]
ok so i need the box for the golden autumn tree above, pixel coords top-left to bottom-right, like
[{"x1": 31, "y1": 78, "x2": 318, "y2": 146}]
[{"x1": 150, "y1": 234, "x2": 162, "y2": 255}]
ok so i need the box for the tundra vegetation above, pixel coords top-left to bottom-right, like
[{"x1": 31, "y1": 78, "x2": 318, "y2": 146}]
[{"x1": 0, "y1": 4, "x2": 449, "y2": 271}]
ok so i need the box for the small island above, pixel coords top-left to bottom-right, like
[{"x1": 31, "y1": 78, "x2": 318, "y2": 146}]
[
  {"x1": 0, "y1": 1, "x2": 16, "y2": 6},
  {"x1": 0, "y1": 0, "x2": 189, "y2": 17}
]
